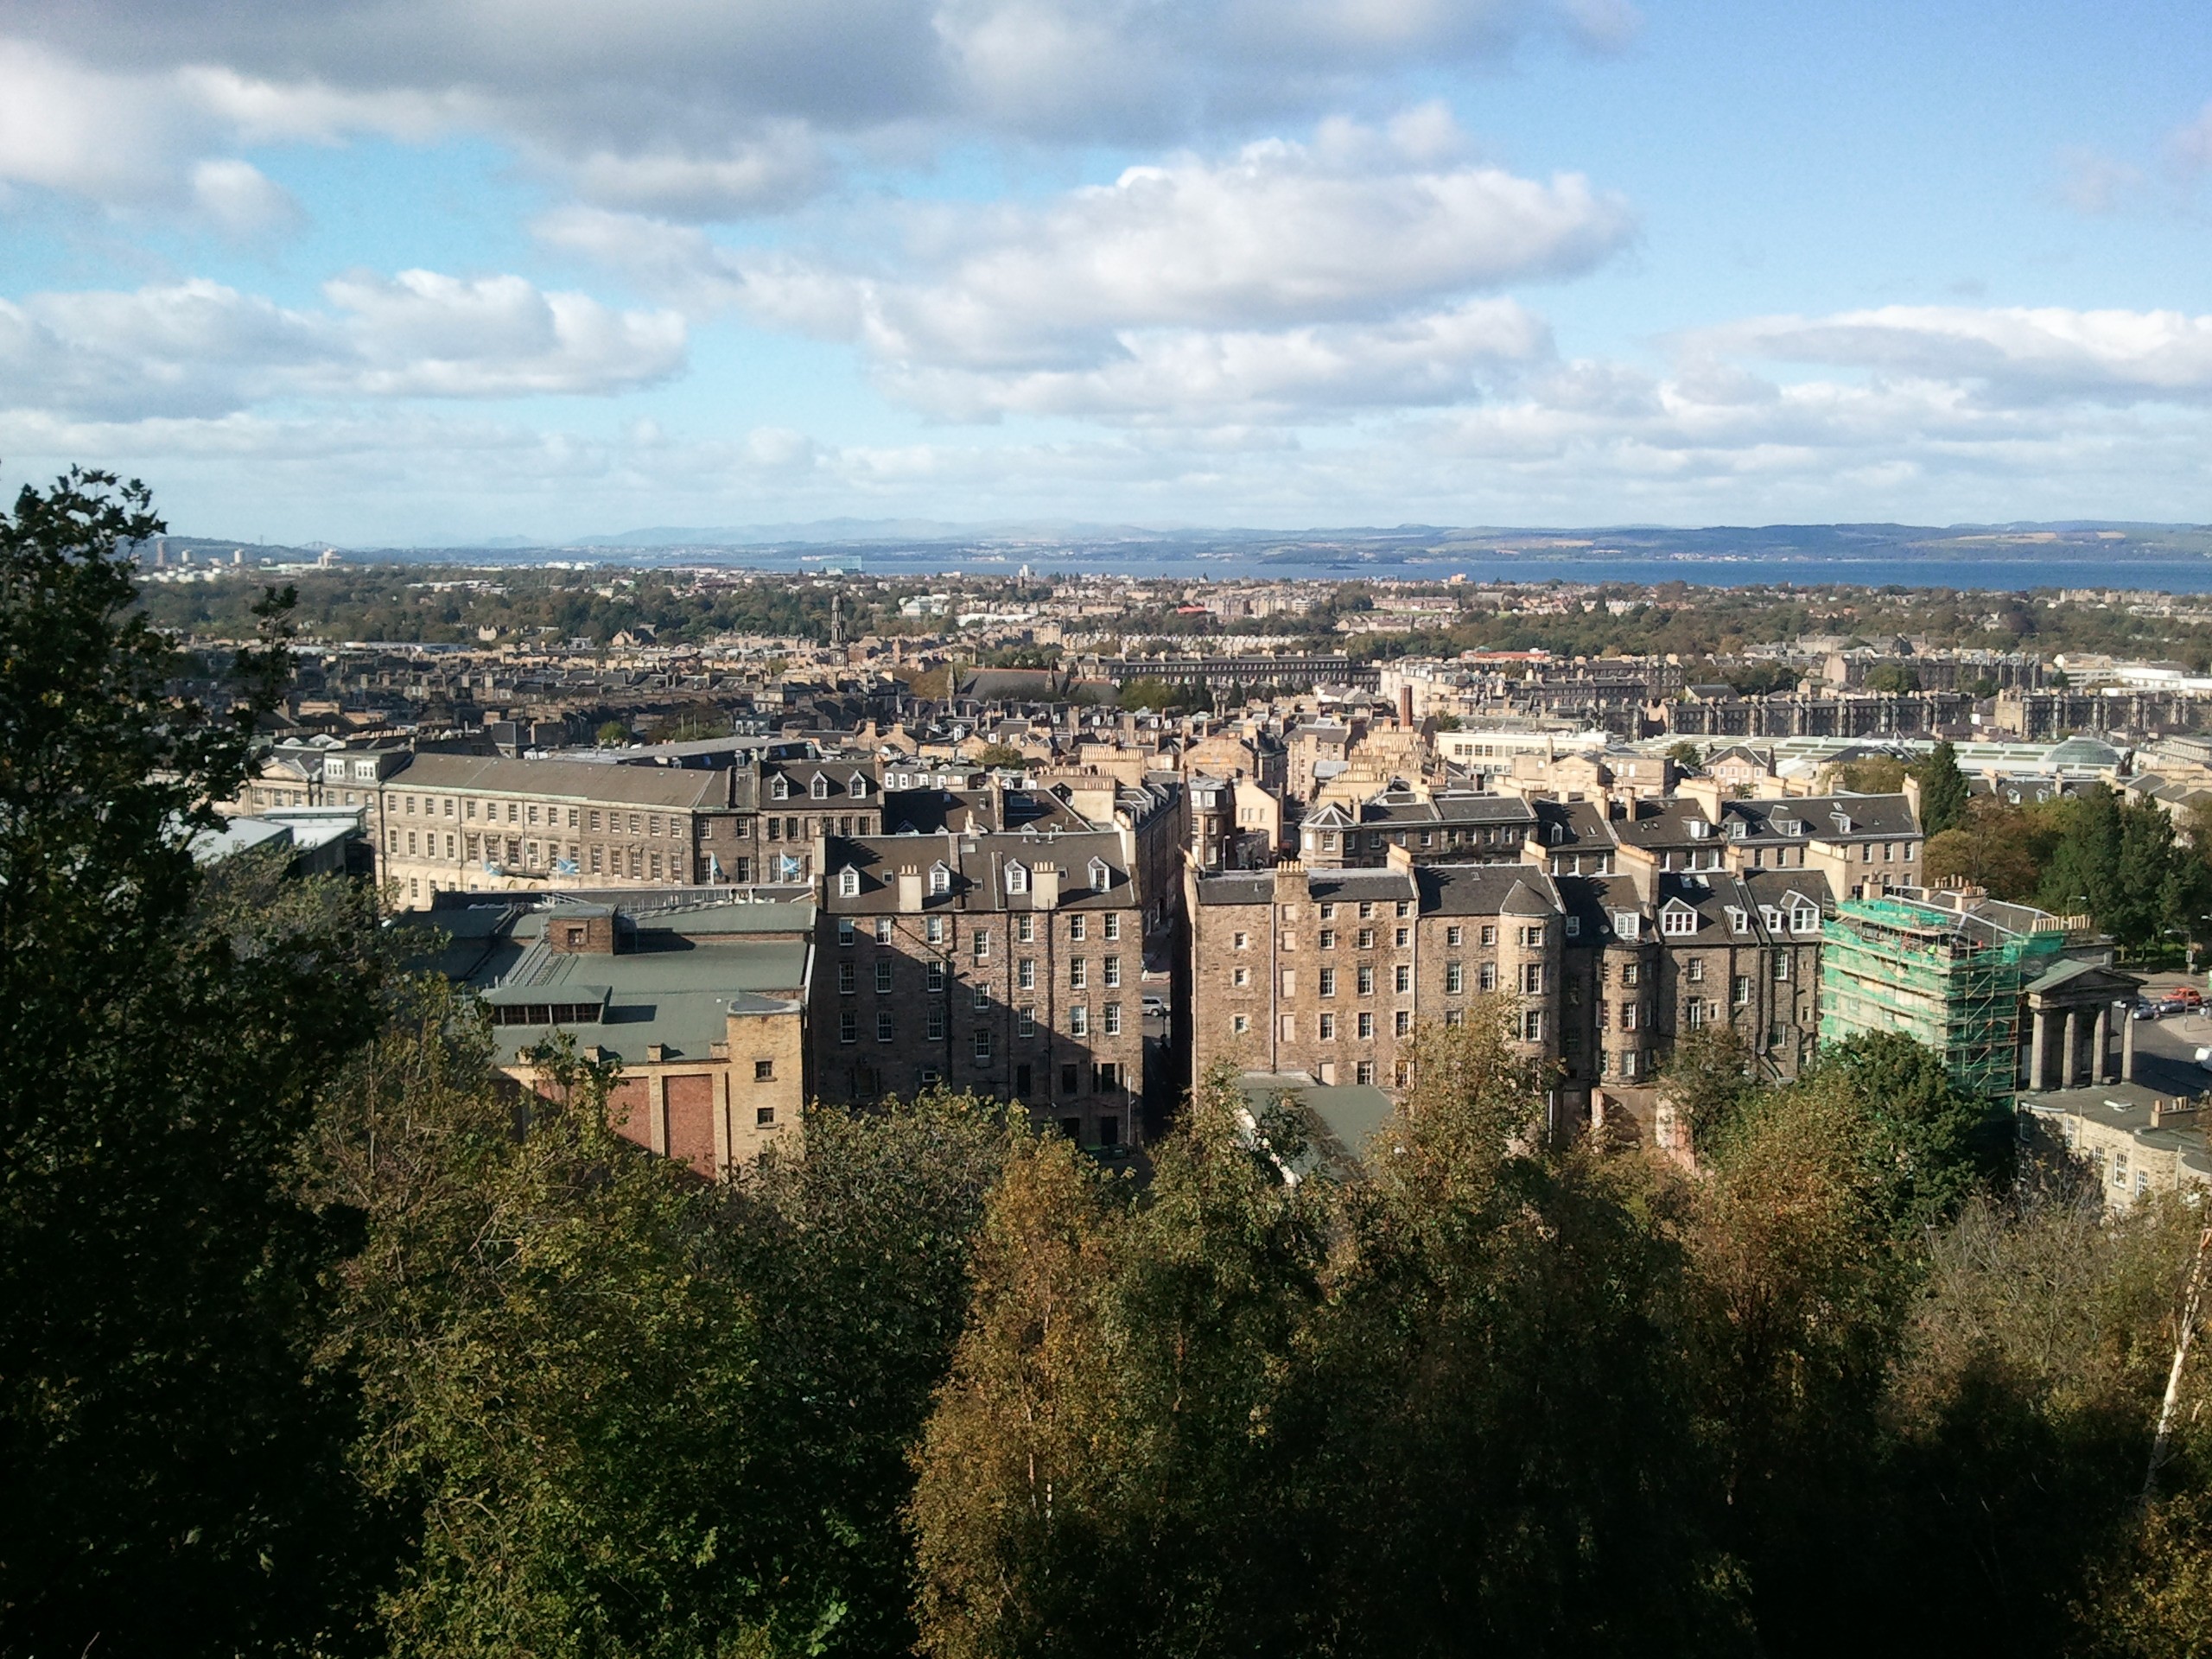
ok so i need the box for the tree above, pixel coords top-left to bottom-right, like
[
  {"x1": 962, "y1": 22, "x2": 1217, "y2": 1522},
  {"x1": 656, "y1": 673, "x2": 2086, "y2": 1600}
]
[
  {"x1": 1838, "y1": 755, "x2": 1910, "y2": 794},
  {"x1": 0, "y1": 471, "x2": 394, "y2": 1654},
  {"x1": 971, "y1": 741, "x2": 1026, "y2": 769},
  {"x1": 1660, "y1": 1024, "x2": 1758, "y2": 1150},
  {"x1": 596, "y1": 718, "x2": 629, "y2": 745},
  {"x1": 1923, "y1": 796, "x2": 2043, "y2": 899},
  {"x1": 1912, "y1": 738, "x2": 1968, "y2": 836},
  {"x1": 313, "y1": 1010, "x2": 767, "y2": 1656},
  {"x1": 1667, "y1": 740, "x2": 1707, "y2": 770},
  {"x1": 1864, "y1": 662, "x2": 1922, "y2": 694}
]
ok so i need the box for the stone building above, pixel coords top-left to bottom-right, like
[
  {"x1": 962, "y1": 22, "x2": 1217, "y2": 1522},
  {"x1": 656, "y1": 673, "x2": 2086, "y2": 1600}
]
[
  {"x1": 1189, "y1": 848, "x2": 1567, "y2": 1115},
  {"x1": 419, "y1": 889, "x2": 814, "y2": 1179},
  {"x1": 809, "y1": 829, "x2": 1150, "y2": 1151}
]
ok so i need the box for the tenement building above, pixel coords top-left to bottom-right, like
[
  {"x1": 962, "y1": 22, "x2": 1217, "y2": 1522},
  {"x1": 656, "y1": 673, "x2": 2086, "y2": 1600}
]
[
  {"x1": 372, "y1": 749, "x2": 886, "y2": 907},
  {"x1": 1189, "y1": 848, "x2": 1568, "y2": 1119},
  {"x1": 808, "y1": 829, "x2": 1150, "y2": 1152}
]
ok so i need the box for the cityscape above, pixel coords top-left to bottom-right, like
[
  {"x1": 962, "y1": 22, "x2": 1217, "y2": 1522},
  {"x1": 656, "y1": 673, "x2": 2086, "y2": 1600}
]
[{"x1": 10, "y1": 2, "x2": 2212, "y2": 1656}]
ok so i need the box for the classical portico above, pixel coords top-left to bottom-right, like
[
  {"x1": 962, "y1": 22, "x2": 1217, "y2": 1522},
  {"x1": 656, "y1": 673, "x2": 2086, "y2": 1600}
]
[{"x1": 2022, "y1": 960, "x2": 2145, "y2": 1093}]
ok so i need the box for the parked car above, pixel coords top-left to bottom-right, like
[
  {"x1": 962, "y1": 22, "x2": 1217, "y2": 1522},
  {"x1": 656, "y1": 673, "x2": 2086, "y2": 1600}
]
[
  {"x1": 1141, "y1": 995, "x2": 1169, "y2": 1019},
  {"x1": 2174, "y1": 986, "x2": 2206, "y2": 1008},
  {"x1": 2134, "y1": 1000, "x2": 2164, "y2": 1020},
  {"x1": 2160, "y1": 995, "x2": 2197, "y2": 1016}
]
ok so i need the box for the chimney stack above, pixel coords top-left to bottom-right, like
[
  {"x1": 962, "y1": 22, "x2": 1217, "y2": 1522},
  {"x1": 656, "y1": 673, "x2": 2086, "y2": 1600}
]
[
  {"x1": 1398, "y1": 685, "x2": 1414, "y2": 728},
  {"x1": 897, "y1": 865, "x2": 924, "y2": 912}
]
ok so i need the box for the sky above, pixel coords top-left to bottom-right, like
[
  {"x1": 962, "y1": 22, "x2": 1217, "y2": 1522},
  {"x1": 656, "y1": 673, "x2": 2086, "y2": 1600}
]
[{"x1": 2, "y1": 0, "x2": 2211, "y2": 544}]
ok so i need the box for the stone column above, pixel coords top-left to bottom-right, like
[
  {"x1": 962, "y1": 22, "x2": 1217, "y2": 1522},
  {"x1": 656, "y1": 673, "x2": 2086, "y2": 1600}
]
[
  {"x1": 2029, "y1": 1007, "x2": 2048, "y2": 1092},
  {"x1": 2060, "y1": 1008, "x2": 2079, "y2": 1090},
  {"x1": 2093, "y1": 1004, "x2": 2111, "y2": 1085},
  {"x1": 2123, "y1": 1002, "x2": 2138, "y2": 1083}
]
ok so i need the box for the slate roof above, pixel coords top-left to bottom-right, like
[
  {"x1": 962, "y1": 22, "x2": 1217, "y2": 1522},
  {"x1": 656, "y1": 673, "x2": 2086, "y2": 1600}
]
[
  {"x1": 392, "y1": 752, "x2": 730, "y2": 809},
  {"x1": 821, "y1": 830, "x2": 1135, "y2": 912}
]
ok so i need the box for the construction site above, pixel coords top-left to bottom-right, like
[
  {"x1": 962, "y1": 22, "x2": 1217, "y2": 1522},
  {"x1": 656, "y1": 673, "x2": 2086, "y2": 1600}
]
[{"x1": 1819, "y1": 892, "x2": 2074, "y2": 1100}]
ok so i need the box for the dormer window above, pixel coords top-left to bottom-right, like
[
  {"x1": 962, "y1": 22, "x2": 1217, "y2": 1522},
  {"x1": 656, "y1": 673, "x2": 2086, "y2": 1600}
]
[
  {"x1": 851, "y1": 776, "x2": 871, "y2": 798},
  {"x1": 1613, "y1": 911, "x2": 1641, "y2": 941},
  {"x1": 1726, "y1": 906, "x2": 1748, "y2": 932},
  {"x1": 928, "y1": 861, "x2": 951, "y2": 895},
  {"x1": 1832, "y1": 813, "x2": 1855, "y2": 835},
  {"x1": 1779, "y1": 818, "x2": 1805, "y2": 836},
  {"x1": 1088, "y1": 858, "x2": 1111, "y2": 890},
  {"x1": 1662, "y1": 905, "x2": 1697, "y2": 937},
  {"x1": 1727, "y1": 820, "x2": 1747, "y2": 839},
  {"x1": 1761, "y1": 906, "x2": 1783, "y2": 931},
  {"x1": 770, "y1": 776, "x2": 790, "y2": 801},
  {"x1": 811, "y1": 774, "x2": 830, "y2": 799},
  {"x1": 1688, "y1": 819, "x2": 1712, "y2": 840},
  {"x1": 1006, "y1": 861, "x2": 1029, "y2": 894},
  {"x1": 1791, "y1": 904, "x2": 1820, "y2": 932},
  {"x1": 837, "y1": 868, "x2": 861, "y2": 898}
]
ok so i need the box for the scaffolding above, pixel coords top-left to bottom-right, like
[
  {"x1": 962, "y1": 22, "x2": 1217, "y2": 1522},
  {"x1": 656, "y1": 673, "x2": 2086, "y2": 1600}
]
[{"x1": 1819, "y1": 896, "x2": 2068, "y2": 1100}]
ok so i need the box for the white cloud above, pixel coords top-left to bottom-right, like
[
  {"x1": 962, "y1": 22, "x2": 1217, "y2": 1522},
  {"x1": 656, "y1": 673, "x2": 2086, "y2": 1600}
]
[
  {"x1": 549, "y1": 115, "x2": 1624, "y2": 421},
  {"x1": 2168, "y1": 101, "x2": 2212, "y2": 176},
  {"x1": 0, "y1": 1, "x2": 1634, "y2": 222},
  {"x1": 1694, "y1": 305, "x2": 2212, "y2": 405},
  {"x1": 0, "y1": 273, "x2": 685, "y2": 419}
]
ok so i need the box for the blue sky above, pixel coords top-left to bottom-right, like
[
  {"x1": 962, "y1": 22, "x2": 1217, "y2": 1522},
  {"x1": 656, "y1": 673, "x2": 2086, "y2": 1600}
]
[{"x1": 2, "y1": 0, "x2": 2209, "y2": 543}]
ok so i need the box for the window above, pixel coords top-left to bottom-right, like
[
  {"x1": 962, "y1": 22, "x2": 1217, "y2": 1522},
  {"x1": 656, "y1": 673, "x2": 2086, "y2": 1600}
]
[
  {"x1": 1480, "y1": 925, "x2": 1497, "y2": 947},
  {"x1": 1103, "y1": 956, "x2": 1122, "y2": 988},
  {"x1": 974, "y1": 983, "x2": 990, "y2": 1010},
  {"x1": 1395, "y1": 965, "x2": 1411, "y2": 994},
  {"x1": 1444, "y1": 1008, "x2": 1465, "y2": 1028},
  {"x1": 1319, "y1": 1014, "x2": 1337, "y2": 1040},
  {"x1": 771, "y1": 776, "x2": 789, "y2": 800},
  {"x1": 1521, "y1": 925, "x2": 1545, "y2": 948},
  {"x1": 878, "y1": 1010, "x2": 895, "y2": 1041},
  {"x1": 1446, "y1": 962, "x2": 1464, "y2": 994},
  {"x1": 1318, "y1": 968, "x2": 1338, "y2": 998},
  {"x1": 928, "y1": 862, "x2": 951, "y2": 895},
  {"x1": 1104, "y1": 1003, "x2": 1122, "y2": 1036},
  {"x1": 1007, "y1": 861, "x2": 1029, "y2": 893},
  {"x1": 1233, "y1": 931, "x2": 1249, "y2": 950},
  {"x1": 1621, "y1": 1002, "x2": 1638, "y2": 1031},
  {"x1": 838, "y1": 963, "x2": 855, "y2": 995},
  {"x1": 1564, "y1": 916, "x2": 1581, "y2": 938},
  {"x1": 1733, "y1": 975, "x2": 1751, "y2": 1006},
  {"x1": 1686, "y1": 958, "x2": 1705, "y2": 983},
  {"x1": 1395, "y1": 1010, "x2": 1411, "y2": 1036},
  {"x1": 875, "y1": 918, "x2": 893, "y2": 943},
  {"x1": 926, "y1": 962, "x2": 946, "y2": 993},
  {"x1": 1319, "y1": 929, "x2": 1338, "y2": 950},
  {"x1": 1018, "y1": 959, "x2": 1036, "y2": 990},
  {"x1": 838, "y1": 917, "x2": 855, "y2": 946},
  {"x1": 1522, "y1": 963, "x2": 1543, "y2": 995},
  {"x1": 974, "y1": 928, "x2": 992, "y2": 961},
  {"x1": 1395, "y1": 927, "x2": 1409, "y2": 947},
  {"x1": 1088, "y1": 858, "x2": 1111, "y2": 889},
  {"x1": 1357, "y1": 928, "x2": 1375, "y2": 950},
  {"x1": 1446, "y1": 925, "x2": 1464, "y2": 948},
  {"x1": 1792, "y1": 906, "x2": 1819, "y2": 933},
  {"x1": 1103, "y1": 913, "x2": 1121, "y2": 941},
  {"x1": 1621, "y1": 962, "x2": 1640, "y2": 987},
  {"x1": 1070, "y1": 958, "x2": 1088, "y2": 989},
  {"x1": 1070, "y1": 1005, "x2": 1090, "y2": 1037},
  {"x1": 1232, "y1": 967, "x2": 1249, "y2": 988},
  {"x1": 1522, "y1": 1009, "x2": 1543, "y2": 1041},
  {"x1": 1357, "y1": 965, "x2": 1374, "y2": 996},
  {"x1": 1232, "y1": 1014, "x2": 1249, "y2": 1034},
  {"x1": 757, "y1": 1106, "x2": 778, "y2": 1128},
  {"x1": 1069, "y1": 915, "x2": 1087, "y2": 942},
  {"x1": 1357, "y1": 1012, "x2": 1374, "y2": 1039},
  {"x1": 1772, "y1": 953, "x2": 1790, "y2": 982},
  {"x1": 925, "y1": 916, "x2": 944, "y2": 944},
  {"x1": 812, "y1": 774, "x2": 830, "y2": 799},
  {"x1": 1319, "y1": 902, "x2": 1337, "y2": 920},
  {"x1": 840, "y1": 1009, "x2": 857, "y2": 1044},
  {"x1": 1662, "y1": 907, "x2": 1696, "y2": 937},
  {"x1": 754, "y1": 1059, "x2": 775, "y2": 1082},
  {"x1": 1018, "y1": 915, "x2": 1035, "y2": 944},
  {"x1": 927, "y1": 1007, "x2": 946, "y2": 1040},
  {"x1": 1018, "y1": 1007, "x2": 1035, "y2": 1037},
  {"x1": 1479, "y1": 962, "x2": 1498, "y2": 992},
  {"x1": 838, "y1": 868, "x2": 861, "y2": 897},
  {"x1": 974, "y1": 1029, "x2": 993, "y2": 1062}
]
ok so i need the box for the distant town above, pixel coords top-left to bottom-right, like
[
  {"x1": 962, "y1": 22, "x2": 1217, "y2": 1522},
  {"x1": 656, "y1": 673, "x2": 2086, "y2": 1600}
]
[{"x1": 178, "y1": 544, "x2": 2212, "y2": 1200}]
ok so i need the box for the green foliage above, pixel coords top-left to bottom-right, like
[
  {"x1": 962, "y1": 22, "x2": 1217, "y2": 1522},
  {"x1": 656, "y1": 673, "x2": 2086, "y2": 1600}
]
[
  {"x1": 1667, "y1": 739, "x2": 1707, "y2": 768},
  {"x1": 970, "y1": 741, "x2": 1026, "y2": 768},
  {"x1": 1116, "y1": 676, "x2": 1210, "y2": 713},
  {"x1": 1722, "y1": 663, "x2": 1799, "y2": 696},
  {"x1": 596, "y1": 718, "x2": 631, "y2": 745},
  {"x1": 315, "y1": 1007, "x2": 763, "y2": 1657},
  {"x1": 1837, "y1": 754, "x2": 1910, "y2": 794},
  {"x1": 1923, "y1": 795, "x2": 2050, "y2": 899},
  {"x1": 1661, "y1": 1025, "x2": 1758, "y2": 1148},
  {"x1": 1864, "y1": 662, "x2": 1923, "y2": 694},
  {"x1": 1810, "y1": 1032, "x2": 2007, "y2": 1239},
  {"x1": 2037, "y1": 784, "x2": 2212, "y2": 951},
  {"x1": 1912, "y1": 739, "x2": 1969, "y2": 835},
  {"x1": 0, "y1": 470, "x2": 394, "y2": 1655}
]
